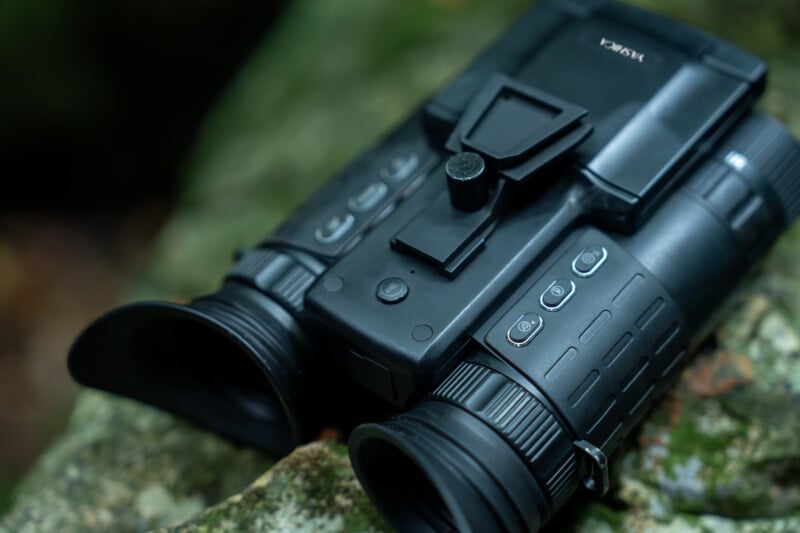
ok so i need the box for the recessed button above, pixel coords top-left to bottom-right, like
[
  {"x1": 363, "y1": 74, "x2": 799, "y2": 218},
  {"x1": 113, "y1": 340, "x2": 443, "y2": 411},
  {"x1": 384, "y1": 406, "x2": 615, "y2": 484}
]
[
  {"x1": 540, "y1": 278, "x2": 576, "y2": 311},
  {"x1": 507, "y1": 313, "x2": 544, "y2": 347},
  {"x1": 349, "y1": 182, "x2": 388, "y2": 213},
  {"x1": 315, "y1": 213, "x2": 355, "y2": 244},
  {"x1": 380, "y1": 152, "x2": 419, "y2": 183},
  {"x1": 376, "y1": 277, "x2": 408, "y2": 304},
  {"x1": 572, "y1": 245, "x2": 607, "y2": 277}
]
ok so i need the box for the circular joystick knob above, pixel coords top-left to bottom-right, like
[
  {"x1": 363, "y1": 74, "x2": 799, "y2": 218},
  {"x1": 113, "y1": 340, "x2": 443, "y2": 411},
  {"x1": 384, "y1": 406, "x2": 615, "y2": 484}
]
[{"x1": 445, "y1": 152, "x2": 488, "y2": 212}]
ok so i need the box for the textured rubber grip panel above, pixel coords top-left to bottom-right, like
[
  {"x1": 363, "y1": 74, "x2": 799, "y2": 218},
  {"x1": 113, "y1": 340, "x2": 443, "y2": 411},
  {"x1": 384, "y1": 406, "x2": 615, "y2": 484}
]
[
  {"x1": 432, "y1": 362, "x2": 578, "y2": 510},
  {"x1": 723, "y1": 114, "x2": 800, "y2": 222},
  {"x1": 226, "y1": 248, "x2": 316, "y2": 314}
]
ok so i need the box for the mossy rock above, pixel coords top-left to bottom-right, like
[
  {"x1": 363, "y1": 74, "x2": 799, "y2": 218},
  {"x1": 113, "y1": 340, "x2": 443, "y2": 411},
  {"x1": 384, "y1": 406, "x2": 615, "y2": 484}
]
[
  {"x1": 0, "y1": 391, "x2": 272, "y2": 532},
  {"x1": 163, "y1": 442, "x2": 387, "y2": 533}
]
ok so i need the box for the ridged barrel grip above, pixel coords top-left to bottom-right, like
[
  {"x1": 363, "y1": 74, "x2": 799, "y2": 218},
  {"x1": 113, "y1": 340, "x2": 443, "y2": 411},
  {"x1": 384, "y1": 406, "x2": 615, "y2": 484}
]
[
  {"x1": 226, "y1": 248, "x2": 318, "y2": 315},
  {"x1": 430, "y1": 361, "x2": 580, "y2": 510}
]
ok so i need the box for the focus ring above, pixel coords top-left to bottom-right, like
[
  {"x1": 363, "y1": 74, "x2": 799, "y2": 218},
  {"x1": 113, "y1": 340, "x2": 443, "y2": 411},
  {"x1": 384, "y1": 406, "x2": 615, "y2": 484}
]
[
  {"x1": 431, "y1": 361, "x2": 579, "y2": 510},
  {"x1": 720, "y1": 114, "x2": 800, "y2": 221},
  {"x1": 226, "y1": 248, "x2": 317, "y2": 315}
]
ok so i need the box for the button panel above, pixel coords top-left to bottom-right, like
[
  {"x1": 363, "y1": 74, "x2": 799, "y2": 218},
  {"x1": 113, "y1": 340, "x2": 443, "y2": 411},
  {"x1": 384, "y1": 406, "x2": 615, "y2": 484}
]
[
  {"x1": 487, "y1": 236, "x2": 614, "y2": 356},
  {"x1": 294, "y1": 141, "x2": 436, "y2": 258},
  {"x1": 482, "y1": 229, "x2": 690, "y2": 457},
  {"x1": 540, "y1": 278, "x2": 576, "y2": 311},
  {"x1": 507, "y1": 313, "x2": 544, "y2": 347},
  {"x1": 572, "y1": 245, "x2": 607, "y2": 277}
]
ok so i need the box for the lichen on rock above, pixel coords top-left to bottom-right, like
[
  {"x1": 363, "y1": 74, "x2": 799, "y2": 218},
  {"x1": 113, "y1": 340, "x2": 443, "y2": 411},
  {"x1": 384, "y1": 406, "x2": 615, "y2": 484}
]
[
  {"x1": 0, "y1": 391, "x2": 272, "y2": 532},
  {"x1": 163, "y1": 441, "x2": 387, "y2": 533}
]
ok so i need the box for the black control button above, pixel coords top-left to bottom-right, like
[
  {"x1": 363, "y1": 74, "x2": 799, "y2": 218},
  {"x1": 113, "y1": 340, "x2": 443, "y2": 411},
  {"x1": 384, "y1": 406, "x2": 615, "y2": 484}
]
[
  {"x1": 380, "y1": 152, "x2": 420, "y2": 183},
  {"x1": 315, "y1": 213, "x2": 355, "y2": 244},
  {"x1": 572, "y1": 245, "x2": 608, "y2": 277},
  {"x1": 376, "y1": 277, "x2": 409, "y2": 304},
  {"x1": 349, "y1": 182, "x2": 388, "y2": 213},
  {"x1": 540, "y1": 278, "x2": 576, "y2": 311},
  {"x1": 507, "y1": 313, "x2": 544, "y2": 347}
]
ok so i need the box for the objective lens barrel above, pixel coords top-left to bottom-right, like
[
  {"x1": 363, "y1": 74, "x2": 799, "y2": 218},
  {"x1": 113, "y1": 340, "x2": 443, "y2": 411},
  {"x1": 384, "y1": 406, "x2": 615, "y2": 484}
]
[{"x1": 621, "y1": 114, "x2": 800, "y2": 328}]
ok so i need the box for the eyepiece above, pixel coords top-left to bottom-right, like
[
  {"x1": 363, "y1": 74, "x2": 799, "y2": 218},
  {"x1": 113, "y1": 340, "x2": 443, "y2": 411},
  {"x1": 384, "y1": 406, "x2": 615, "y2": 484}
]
[
  {"x1": 349, "y1": 400, "x2": 549, "y2": 533},
  {"x1": 68, "y1": 283, "x2": 319, "y2": 457}
]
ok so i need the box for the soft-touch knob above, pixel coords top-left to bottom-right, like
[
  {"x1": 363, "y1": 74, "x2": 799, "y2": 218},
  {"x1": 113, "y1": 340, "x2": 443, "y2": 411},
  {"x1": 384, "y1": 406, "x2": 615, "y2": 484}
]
[{"x1": 446, "y1": 152, "x2": 488, "y2": 212}]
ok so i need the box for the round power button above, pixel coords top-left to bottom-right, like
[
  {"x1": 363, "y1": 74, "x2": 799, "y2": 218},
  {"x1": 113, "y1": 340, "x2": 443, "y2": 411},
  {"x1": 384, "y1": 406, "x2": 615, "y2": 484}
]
[{"x1": 376, "y1": 277, "x2": 409, "y2": 304}]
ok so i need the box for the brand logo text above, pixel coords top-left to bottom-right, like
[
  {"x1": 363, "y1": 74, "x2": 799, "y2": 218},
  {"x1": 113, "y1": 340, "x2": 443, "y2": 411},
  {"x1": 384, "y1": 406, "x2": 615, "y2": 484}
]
[{"x1": 600, "y1": 37, "x2": 645, "y2": 63}]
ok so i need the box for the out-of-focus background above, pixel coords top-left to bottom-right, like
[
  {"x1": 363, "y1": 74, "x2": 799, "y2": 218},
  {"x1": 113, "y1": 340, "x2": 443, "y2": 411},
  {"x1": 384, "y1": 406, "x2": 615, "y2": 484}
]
[
  {"x1": 0, "y1": 0, "x2": 798, "y2": 524},
  {"x1": 0, "y1": 0, "x2": 289, "y2": 511}
]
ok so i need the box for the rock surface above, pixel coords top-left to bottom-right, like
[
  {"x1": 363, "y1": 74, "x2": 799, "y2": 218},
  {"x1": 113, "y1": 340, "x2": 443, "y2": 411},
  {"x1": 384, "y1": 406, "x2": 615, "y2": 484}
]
[
  {"x1": 3, "y1": 0, "x2": 800, "y2": 531},
  {"x1": 165, "y1": 442, "x2": 386, "y2": 533},
  {"x1": 0, "y1": 391, "x2": 273, "y2": 532}
]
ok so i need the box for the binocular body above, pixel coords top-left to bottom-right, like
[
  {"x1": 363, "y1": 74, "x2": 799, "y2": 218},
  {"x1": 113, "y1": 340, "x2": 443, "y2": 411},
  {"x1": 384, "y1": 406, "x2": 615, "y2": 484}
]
[{"x1": 69, "y1": 1, "x2": 800, "y2": 531}]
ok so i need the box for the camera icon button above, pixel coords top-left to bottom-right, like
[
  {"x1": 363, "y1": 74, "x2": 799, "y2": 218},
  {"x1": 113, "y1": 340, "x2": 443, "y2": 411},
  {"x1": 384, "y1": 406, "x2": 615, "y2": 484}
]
[
  {"x1": 540, "y1": 278, "x2": 576, "y2": 311},
  {"x1": 507, "y1": 313, "x2": 544, "y2": 347},
  {"x1": 572, "y1": 245, "x2": 608, "y2": 277}
]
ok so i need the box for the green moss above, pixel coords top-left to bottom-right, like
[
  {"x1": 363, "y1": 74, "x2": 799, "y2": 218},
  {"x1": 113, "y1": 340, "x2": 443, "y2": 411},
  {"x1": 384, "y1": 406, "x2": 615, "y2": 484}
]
[
  {"x1": 0, "y1": 477, "x2": 14, "y2": 519},
  {"x1": 342, "y1": 508, "x2": 387, "y2": 533},
  {"x1": 634, "y1": 396, "x2": 785, "y2": 516},
  {"x1": 664, "y1": 400, "x2": 747, "y2": 463},
  {"x1": 584, "y1": 501, "x2": 627, "y2": 530},
  {"x1": 160, "y1": 442, "x2": 387, "y2": 532}
]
